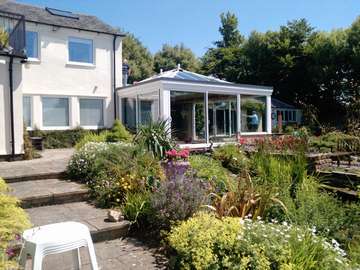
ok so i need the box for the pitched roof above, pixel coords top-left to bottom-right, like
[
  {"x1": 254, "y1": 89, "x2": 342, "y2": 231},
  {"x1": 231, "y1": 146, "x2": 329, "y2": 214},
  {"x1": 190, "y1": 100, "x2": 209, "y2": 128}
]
[
  {"x1": 271, "y1": 98, "x2": 296, "y2": 109},
  {"x1": 140, "y1": 68, "x2": 233, "y2": 85},
  {"x1": 0, "y1": 1, "x2": 123, "y2": 36}
]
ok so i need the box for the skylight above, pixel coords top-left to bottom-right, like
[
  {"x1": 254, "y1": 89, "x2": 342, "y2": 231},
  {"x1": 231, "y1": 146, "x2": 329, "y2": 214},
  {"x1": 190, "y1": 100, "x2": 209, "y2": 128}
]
[{"x1": 45, "y1": 7, "x2": 79, "y2": 19}]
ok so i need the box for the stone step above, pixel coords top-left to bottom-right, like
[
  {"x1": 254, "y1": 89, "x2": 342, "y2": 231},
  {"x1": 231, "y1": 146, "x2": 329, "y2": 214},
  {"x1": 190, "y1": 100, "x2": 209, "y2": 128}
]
[
  {"x1": 25, "y1": 202, "x2": 130, "y2": 242},
  {"x1": 3, "y1": 171, "x2": 66, "y2": 183},
  {"x1": 8, "y1": 178, "x2": 89, "y2": 208}
]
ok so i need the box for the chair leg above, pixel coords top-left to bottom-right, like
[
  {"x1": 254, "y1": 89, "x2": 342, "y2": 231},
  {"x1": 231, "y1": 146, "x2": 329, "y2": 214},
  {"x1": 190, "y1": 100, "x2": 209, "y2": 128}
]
[
  {"x1": 72, "y1": 248, "x2": 82, "y2": 270},
  {"x1": 86, "y1": 240, "x2": 99, "y2": 270},
  {"x1": 19, "y1": 247, "x2": 27, "y2": 269},
  {"x1": 31, "y1": 251, "x2": 43, "y2": 270}
]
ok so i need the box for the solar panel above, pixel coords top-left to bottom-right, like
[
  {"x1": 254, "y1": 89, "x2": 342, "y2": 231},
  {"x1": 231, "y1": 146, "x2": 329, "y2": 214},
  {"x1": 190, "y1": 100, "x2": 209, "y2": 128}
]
[{"x1": 45, "y1": 7, "x2": 79, "y2": 19}]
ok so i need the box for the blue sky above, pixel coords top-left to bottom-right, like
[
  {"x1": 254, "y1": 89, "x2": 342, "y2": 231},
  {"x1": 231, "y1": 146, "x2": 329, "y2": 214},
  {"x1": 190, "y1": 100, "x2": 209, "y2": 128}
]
[{"x1": 17, "y1": 0, "x2": 360, "y2": 56}]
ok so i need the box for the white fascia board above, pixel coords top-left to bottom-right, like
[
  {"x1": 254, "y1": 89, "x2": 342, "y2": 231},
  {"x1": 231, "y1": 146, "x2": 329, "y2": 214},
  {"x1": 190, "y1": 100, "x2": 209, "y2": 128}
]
[
  {"x1": 162, "y1": 80, "x2": 273, "y2": 96},
  {"x1": 117, "y1": 81, "x2": 163, "y2": 97}
]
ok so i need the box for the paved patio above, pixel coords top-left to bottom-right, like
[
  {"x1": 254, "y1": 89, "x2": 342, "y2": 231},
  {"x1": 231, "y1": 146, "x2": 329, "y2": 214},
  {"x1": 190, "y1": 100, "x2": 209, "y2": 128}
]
[
  {"x1": 0, "y1": 148, "x2": 74, "y2": 179},
  {"x1": 23, "y1": 237, "x2": 168, "y2": 270}
]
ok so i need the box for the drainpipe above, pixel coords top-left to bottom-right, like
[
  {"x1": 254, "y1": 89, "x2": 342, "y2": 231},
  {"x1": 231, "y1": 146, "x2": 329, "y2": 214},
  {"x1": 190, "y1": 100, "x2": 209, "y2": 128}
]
[
  {"x1": 8, "y1": 56, "x2": 15, "y2": 159},
  {"x1": 113, "y1": 35, "x2": 117, "y2": 119}
]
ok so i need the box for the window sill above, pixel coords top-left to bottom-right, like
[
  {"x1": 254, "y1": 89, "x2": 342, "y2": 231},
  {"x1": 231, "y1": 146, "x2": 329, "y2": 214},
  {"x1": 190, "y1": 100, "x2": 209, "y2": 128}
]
[
  {"x1": 41, "y1": 126, "x2": 71, "y2": 131},
  {"x1": 26, "y1": 58, "x2": 41, "y2": 64},
  {"x1": 81, "y1": 125, "x2": 105, "y2": 130},
  {"x1": 66, "y1": 61, "x2": 95, "y2": 68}
]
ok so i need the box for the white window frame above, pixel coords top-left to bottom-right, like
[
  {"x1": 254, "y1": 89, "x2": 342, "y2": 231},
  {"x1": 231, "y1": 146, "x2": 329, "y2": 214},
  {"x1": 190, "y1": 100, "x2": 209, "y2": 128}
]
[
  {"x1": 67, "y1": 37, "x2": 94, "y2": 66},
  {"x1": 25, "y1": 31, "x2": 40, "y2": 61},
  {"x1": 79, "y1": 98, "x2": 105, "y2": 129},
  {"x1": 41, "y1": 96, "x2": 71, "y2": 130}
]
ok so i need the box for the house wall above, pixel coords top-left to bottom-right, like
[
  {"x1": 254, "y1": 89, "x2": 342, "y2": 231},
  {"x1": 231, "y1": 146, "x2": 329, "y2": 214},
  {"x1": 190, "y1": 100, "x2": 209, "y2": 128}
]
[
  {"x1": 0, "y1": 56, "x2": 24, "y2": 156},
  {"x1": 272, "y1": 108, "x2": 302, "y2": 128},
  {"x1": 23, "y1": 22, "x2": 122, "y2": 130}
]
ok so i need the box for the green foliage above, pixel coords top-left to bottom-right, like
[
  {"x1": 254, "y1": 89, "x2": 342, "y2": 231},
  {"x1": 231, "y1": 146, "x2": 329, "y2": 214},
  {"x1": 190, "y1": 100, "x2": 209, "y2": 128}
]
[
  {"x1": 67, "y1": 142, "x2": 164, "y2": 207},
  {"x1": 135, "y1": 120, "x2": 174, "y2": 159},
  {"x1": 0, "y1": 27, "x2": 9, "y2": 48},
  {"x1": 212, "y1": 144, "x2": 249, "y2": 174},
  {"x1": 215, "y1": 12, "x2": 244, "y2": 48},
  {"x1": 106, "y1": 119, "x2": 133, "y2": 143},
  {"x1": 154, "y1": 43, "x2": 200, "y2": 73},
  {"x1": 120, "y1": 192, "x2": 151, "y2": 227},
  {"x1": 31, "y1": 127, "x2": 88, "y2": 149},
  {"x1": 168, "y1": 213, "x2": 349, "y2": 270},
  {"x1": 75, "y1": 131, "x2": 108, "y2": 150},
  {"x1": 0, "y1": 178, "x2": 31, "y2": 269},
  {"x1": 189, "y1": 155, "x2": 235, "y2": 192},
  {"x1": 201, "y1": 13, "x2": 360, "y2": 126},
  {"x1": 122, "y1": 32, "x2": 154, "y2": 83},
  {"x1": 309, "y1": 131, "x2": 360, "y2": 152}
]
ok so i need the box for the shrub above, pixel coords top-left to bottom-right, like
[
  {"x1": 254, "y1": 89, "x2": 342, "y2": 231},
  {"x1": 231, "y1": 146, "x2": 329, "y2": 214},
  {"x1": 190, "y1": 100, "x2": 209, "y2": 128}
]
[
  {"x1": 205, "y1": 172, "x2": 287, "y2": 220},
  {"x1": 189, "y1": 155, "x2": 235, "y2": 192},
  {"x1": 168, "y1": 213, "x2": 351, "y2": 270},
  {"x1": 68, "y1": 142, "x2": 164, "y2": 207},
  {"x1": 67, "y1": 142, "x2": 111, "y2": 181},
  {"x1": 150, "y1": 173, "x2": 209, "y2": 229},
  {"x1": 212, "y1": 144, "x2": 248, "y2": 174},
  {"x1": 106, "y1": 119, "x2": 132, "y2": 143},
  {"x1": 0, "y1": 178, "x2": 31, "y2": 270},
  {"x1": 75, "y1": 131, "x2": 108, "y2": 150},
  {"x1": 31, "y1": 127, "x2": 89, "y2": 149},
  {"x1": 135, "y1": 120, "x2": 173, "y2": 159}
]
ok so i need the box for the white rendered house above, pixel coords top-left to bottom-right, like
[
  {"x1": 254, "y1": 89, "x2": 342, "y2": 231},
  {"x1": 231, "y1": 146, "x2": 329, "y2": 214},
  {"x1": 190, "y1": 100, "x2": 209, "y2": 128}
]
[
  {"x1": 0, "y1": 2, "x2": 123, "y2": 158},
  {"x1": 117, "y1": 67, "x2": 273, "y2": 148}
]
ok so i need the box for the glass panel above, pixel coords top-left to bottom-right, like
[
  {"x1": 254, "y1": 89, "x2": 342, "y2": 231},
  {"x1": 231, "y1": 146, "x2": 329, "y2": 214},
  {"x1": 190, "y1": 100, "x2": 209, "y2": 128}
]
[
  {"x1": 138, "y1": 91, "x2": 159, "y2": 125},
  {"x1": 171, "y1": 91, "x2": 205, "y2": 144},
  {"x1": 69, "y1": 37, "x2": 93, "y2": 63},
  {"x1": 23, "y1": 96, "x2": 31, "y2": 128},
  {"x1": 241, "y1": 95, "x2": 266, "y2": 132},
  {"x1": 42, "y1": 97, "x2": 69, "y2": 127},
  {"x1": 121, "y1": 97, "x2": 137, "y2": 131},
  {"x1": 79, "y1": 99, "x2": 104, "y2": 126},
  {"x1": 26, "y1": 31, "x2": 38, "y2": 58},
  {"x1": 208, "y1": 94, "x2": 237, "y2": 142}
]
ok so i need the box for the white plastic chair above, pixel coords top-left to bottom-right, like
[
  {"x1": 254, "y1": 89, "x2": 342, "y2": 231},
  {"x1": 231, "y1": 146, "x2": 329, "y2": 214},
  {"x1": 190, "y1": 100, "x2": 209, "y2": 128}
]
[{"x1": 19, "y1": 221, "x2": 99, "y2": 270}]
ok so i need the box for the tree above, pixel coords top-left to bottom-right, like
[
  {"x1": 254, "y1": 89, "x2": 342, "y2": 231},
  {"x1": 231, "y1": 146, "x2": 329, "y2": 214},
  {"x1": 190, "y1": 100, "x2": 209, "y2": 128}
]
[
  {"x1": 215, "y1": 12, "x2": 243, "y2": 48},
  {"x1": 122, "y1": 32, "x2": 154, "y2": 83},
  {"x1": 201, "y1": 12, "x2": 243, "y2": 80},
  {"x1": 153, "y1": 43, "x2": 200, "y2": 73}
]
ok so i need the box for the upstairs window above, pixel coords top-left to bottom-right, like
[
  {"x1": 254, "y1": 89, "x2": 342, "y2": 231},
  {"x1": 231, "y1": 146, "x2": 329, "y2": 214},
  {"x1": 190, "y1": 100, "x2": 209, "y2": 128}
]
[
  {"x1": 26, "y1": 31, "x2": 38, "y2": 59},
  {"x1": 68, "y1": 37, "x2": 93, "y2": 64}
]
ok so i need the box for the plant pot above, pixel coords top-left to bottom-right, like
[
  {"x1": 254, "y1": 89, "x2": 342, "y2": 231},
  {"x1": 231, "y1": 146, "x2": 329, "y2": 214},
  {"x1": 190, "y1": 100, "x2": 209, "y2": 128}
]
[{"x1": 30, "y1": 136, "x2": 44, "y2": 151}]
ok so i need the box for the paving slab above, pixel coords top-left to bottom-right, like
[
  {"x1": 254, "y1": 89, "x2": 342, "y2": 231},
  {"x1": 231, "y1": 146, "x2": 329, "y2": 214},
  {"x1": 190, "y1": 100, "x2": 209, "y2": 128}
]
[
  {"x1": 22, "y1": 238, "x2": 167, "y2": 270},
  {"x1": 8, "y1": 178, "x2": 88, "y2": 208},
  {"x1": 0, "y1": 148, "x2": 74, "y2": 181},
  {"x1": 25, "y1": 202, "x2": 130, "y2": 242}
]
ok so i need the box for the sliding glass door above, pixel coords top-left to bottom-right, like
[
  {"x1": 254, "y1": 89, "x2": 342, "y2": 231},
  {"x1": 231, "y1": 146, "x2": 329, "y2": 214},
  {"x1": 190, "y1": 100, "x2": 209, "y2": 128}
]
[{"x1": 208, "y1": 94, "x2": 237, "y2": 142}]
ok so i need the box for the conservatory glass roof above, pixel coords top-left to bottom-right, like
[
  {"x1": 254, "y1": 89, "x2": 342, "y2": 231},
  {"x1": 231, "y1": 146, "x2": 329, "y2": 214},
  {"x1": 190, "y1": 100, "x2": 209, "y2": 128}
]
[{"x1": 140, "y1": 68, "x2": 232, "y2": 84}]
